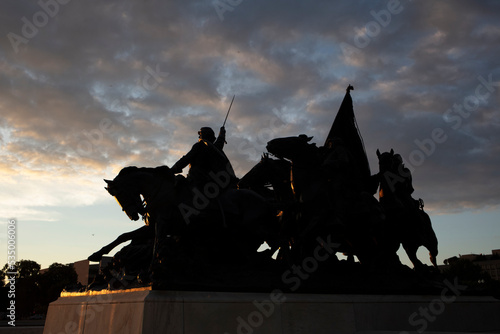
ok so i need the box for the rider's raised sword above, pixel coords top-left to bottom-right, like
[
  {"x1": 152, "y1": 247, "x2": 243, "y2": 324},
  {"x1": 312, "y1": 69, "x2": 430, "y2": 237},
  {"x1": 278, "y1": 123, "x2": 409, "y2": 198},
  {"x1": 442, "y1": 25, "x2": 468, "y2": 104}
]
[{"x1": 222, "y1": 95, "x2": 235, "y2": 127}]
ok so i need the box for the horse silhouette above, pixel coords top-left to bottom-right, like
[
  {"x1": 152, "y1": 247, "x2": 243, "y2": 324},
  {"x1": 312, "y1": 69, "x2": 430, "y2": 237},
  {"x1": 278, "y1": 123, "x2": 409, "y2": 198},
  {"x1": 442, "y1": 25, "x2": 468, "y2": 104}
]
[
  {"x1": 265, "y1": 135, "x2": 387, "y2": 267},
  {"x1": 377, "y1": 149, "x2": 438, "y2": 269},
  {"x1": 88, "y1": 225, "x2": 153, "y2": 262},
  {"x1": 99, "y1": 166, "x2": 280, "y2": 286},
  {"x1": 239, "y1": 153, "x2": 294, "y2": 204}
]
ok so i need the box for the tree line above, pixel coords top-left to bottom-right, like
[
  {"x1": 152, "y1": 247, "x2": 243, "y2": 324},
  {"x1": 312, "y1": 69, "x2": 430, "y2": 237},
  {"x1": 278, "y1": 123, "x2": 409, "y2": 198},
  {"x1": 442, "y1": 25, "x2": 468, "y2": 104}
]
[{"x1": 1, "y1": 260, "x2": 78, "y2": 318}]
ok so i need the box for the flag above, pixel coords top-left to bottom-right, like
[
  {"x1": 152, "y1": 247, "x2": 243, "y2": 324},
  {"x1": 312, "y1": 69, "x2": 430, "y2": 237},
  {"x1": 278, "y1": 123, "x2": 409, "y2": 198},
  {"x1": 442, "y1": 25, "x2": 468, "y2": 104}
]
[{"x1": 325, "y1": 85, "x2": 372, "y2": 191}]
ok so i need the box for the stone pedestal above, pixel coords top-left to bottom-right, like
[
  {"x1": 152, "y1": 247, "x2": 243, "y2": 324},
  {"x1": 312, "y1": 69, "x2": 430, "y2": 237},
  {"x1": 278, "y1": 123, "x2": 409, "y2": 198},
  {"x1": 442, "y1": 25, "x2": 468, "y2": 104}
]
[{"x1": 43, "y1": 287, "x2": 500, "y2": 334}]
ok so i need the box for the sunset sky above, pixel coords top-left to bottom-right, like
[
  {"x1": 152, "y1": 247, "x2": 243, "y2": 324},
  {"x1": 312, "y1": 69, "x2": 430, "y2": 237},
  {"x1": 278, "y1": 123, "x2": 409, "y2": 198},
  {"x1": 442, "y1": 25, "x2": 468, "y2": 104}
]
[{"x1": 1, "y1": 0, "x2": 499, "y2": 269}]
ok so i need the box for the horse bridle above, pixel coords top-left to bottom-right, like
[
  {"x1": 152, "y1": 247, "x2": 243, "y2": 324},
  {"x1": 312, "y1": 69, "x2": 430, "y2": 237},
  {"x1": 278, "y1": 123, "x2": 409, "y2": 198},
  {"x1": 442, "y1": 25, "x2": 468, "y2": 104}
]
[{"x1": 106, "y1": 182, "x2": 147, "y2": 220}]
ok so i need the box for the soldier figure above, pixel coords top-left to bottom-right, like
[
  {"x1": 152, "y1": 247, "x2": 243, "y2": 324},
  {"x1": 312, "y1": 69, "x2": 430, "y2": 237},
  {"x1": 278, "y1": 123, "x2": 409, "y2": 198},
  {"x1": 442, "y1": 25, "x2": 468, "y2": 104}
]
[
  {"x1": 171, "y1": 126, "x2": 237, "y2": 192},
  {"x1": 392, "y1": 153, "x2": 417, "y2": 210}
]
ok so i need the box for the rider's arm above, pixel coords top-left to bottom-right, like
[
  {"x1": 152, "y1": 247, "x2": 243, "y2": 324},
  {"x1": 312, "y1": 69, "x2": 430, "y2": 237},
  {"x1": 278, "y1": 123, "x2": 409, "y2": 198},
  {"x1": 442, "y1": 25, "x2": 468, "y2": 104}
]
[
  {"x1": 171, "y1": 142, "x2": 201, "y2": 174},
  {"x1": 213, "y1": 126, "x2": 226, "y2": 151}
]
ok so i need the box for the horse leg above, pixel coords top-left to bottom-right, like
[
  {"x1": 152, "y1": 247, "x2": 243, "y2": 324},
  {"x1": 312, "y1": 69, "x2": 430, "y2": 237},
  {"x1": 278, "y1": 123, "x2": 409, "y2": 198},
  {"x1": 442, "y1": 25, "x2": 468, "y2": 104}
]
[
  {"x1": 419, "y1": 211, "x2": 439, "y2": 268},
  {"x1": 221, "y1": 189, "x2": 280, "y2": 261},
  {"x1": 402, "y1": 242, "x2": 424, "y2": 270},
  {"x1": 150, "y1": 211, "x2": 175, "y2": 276},
  {"x1": 88, "y1": 225, "x2": 152, "y2": 262}
]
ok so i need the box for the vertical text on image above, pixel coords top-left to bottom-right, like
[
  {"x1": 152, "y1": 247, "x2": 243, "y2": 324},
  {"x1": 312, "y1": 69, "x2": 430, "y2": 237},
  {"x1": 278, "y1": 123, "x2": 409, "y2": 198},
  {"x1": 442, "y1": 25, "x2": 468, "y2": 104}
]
[{"x1": 6, "y1": 219, "x2": 18, "y2": 327}]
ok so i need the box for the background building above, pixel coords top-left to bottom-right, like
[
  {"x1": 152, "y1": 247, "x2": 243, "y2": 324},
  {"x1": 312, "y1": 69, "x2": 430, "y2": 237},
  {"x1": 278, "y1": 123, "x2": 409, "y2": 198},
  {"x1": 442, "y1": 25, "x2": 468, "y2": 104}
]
[
  {"x1": 40, "y1": 257, "x2": 112, "y2": 287},
  {"x1": 442, "y1": 249, "x2": 500, "y2": 280}
]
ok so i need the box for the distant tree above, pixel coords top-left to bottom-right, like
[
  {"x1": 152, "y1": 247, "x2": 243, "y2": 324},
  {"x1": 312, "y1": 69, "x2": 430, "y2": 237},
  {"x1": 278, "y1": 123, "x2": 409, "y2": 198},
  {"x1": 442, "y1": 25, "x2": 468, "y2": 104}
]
[
  {"x1": 441, "y1": 258, "x2": 500, "y2": 298},
  {"x1": 443, "y1": 256, "x2": 458, "y2": 265},
  {"x1": 37, "y1": 263, "x2": 78, "y2": 314},
  {"x1": 0, "y1": 264, "x2": 8, "y2": 310},
  {"x1": 43, "y1": 263, "x2": 78, "y2": 292},
  {"x1": 442, "y1": 258, "x2": 489, "y2": 283},
  {"x1": 4, "y1": 260, "x2": 43, "y2": 317},
  {"x1": 1, "y1": 260, "x2": 81, "y2": 316},
  {"x1": 16, "y1": 260, "x2": 40, "y2": 278},
  {"x1": 1, "y1": 260, "x2": 79, "y2": 316},
  {"x1": 475, "y1": 254, "x2": 487, "y2": 262},
  {"x1": 0, "y1": 264, "x2": 7, "y2": 288}
]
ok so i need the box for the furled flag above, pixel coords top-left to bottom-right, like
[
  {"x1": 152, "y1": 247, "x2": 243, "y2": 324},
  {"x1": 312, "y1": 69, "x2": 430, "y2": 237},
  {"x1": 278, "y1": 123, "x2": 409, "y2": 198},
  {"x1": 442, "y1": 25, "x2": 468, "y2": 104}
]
[{"x1": 324, "y1": 85, "x2": 373, "y2": 192}]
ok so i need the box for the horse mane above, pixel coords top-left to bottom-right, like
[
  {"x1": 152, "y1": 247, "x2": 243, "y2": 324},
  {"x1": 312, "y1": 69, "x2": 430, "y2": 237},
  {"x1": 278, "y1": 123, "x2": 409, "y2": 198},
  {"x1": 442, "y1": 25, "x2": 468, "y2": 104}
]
[
  {"x1": 118, "y1": 166, "x2": 139, "y2": 177},
  {"x1": 117, "y1": 166, "x2": 174, "y2": 182},
  {"x1": 153, "y1": 166, "x2": 175, "y2": 182}
]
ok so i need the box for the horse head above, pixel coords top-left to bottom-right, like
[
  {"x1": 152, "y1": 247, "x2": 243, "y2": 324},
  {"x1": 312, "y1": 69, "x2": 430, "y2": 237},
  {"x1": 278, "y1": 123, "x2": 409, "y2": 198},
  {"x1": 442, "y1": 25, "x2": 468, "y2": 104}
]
[
  {"x1": 376, "y1": 148, "x2": 395, "y2": 174},
  {"x1": 238, "y1": 153, "x2": 291, "y2": 192},
  {"x1": 266, "y1": 134, "x2": 318, "y2": 166},
  {"x1": 238, "y1": 154, "x2": 269, "y2": 189},
  {"x1": 105, "y1": 166, "x2": 175, "y2": 222},
  {"x1": 105, "y1": 167, "x2": 146, "y2": 221}
]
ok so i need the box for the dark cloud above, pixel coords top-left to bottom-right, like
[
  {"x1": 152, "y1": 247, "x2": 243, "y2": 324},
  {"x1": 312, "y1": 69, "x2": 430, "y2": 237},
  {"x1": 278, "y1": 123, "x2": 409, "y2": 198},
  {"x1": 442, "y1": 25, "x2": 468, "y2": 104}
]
[{"x1": 1, "y1": 0, "x2": 499, "y2": 222}]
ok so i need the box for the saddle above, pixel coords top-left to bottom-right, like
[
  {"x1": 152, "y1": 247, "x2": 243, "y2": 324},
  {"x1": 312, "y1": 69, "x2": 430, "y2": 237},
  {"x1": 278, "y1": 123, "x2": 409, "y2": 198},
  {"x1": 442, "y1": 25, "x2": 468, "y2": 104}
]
[{"x1": 173, "y1": 174, "x2": 228, "y2": 227}]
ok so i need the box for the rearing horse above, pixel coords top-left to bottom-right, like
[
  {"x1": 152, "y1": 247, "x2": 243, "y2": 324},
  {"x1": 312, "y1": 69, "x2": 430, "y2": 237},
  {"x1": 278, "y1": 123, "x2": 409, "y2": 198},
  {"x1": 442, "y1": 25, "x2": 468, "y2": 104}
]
[
  {"x1": 377, "y1": 149, "x2": 438, "y2": 269},
  {"x1": 238, "y1": 154, "x2": 300, "y2": 263},
  {"x1": 88, "y1": 167, "x2": 173, "y2": 267},
  {"x1": 265, "y1": 135, "x2": 386, "y2": 266},
  {"x1": 238, "y1": 153, "x2": 294, "y2": 205},
  {"x1": 101, "y1": 165, "x2": 280, "y2": 281}
]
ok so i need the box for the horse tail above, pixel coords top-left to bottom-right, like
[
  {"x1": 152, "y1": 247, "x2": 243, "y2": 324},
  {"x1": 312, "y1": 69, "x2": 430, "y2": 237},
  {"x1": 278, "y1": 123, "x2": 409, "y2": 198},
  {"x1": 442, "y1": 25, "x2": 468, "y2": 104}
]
[{"x1": 419, "y1": 210, "x2": 438, "y2": 265}]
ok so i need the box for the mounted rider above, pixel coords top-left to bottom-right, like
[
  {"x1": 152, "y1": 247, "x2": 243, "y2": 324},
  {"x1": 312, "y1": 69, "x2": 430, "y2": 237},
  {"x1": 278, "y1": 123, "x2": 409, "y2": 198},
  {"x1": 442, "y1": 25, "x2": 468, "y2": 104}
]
[
  {"x1": 171, "y1": 126, "x2": 238, "y2": 194},
  {"x1": 392, "y1": 153, "x2": 419, "y2": 211}
]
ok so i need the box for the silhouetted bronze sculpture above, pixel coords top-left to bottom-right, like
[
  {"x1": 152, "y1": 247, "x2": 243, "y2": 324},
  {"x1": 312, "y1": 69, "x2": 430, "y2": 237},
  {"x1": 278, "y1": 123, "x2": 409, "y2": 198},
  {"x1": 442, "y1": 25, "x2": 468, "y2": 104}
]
[
  {"x1": 89, "y1": 86, "x2": 440, "y2": 292},
  {"x1": 376, "y1": 149, "x2": 438, "y2": 269},
  {"x1": 95, "y1": 166, "x2": 279, "y2": 289},
  {"x1": 266, "y1": 134, "x2": 388, "y2": 269},
  {"x1": 88, "y1": 225, "x2": 153, "y2": 262}
]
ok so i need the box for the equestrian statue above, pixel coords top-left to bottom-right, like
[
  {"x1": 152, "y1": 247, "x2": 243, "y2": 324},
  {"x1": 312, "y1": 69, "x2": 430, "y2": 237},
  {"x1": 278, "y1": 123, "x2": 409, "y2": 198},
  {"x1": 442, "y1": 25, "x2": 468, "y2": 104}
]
[{"x1": 88, "y1": 86, "x2": 440, "y2": 292}]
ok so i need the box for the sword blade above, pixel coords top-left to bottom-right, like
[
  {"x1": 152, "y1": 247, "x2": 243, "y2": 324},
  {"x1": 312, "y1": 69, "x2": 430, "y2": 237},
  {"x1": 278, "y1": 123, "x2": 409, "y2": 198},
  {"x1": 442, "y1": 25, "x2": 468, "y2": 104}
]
[{"x1": 223, "y1": 95, "x2": 235, "y2": 127}]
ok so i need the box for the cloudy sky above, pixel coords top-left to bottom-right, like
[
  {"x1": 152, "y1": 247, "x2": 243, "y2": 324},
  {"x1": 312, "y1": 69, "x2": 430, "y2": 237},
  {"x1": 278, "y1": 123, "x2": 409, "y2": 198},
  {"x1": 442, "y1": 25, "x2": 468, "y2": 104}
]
[{"x1": 1, "y1": 0, "x2": 499, "y2": 269}]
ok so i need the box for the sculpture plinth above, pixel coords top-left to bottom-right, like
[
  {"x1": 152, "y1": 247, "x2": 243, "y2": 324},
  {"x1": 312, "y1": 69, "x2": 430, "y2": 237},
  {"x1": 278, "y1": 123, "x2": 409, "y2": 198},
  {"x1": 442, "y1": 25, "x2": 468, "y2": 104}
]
[{"x1": 44, "y1": 288, "x2": 500, "y2": 334}]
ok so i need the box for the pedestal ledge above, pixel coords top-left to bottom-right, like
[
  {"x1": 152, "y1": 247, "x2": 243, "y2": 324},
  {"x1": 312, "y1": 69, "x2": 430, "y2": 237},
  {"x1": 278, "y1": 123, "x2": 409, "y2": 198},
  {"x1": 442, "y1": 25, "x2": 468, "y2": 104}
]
[{"x1": 43, "y1": 288, "x2": 500, "y2": 334}]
